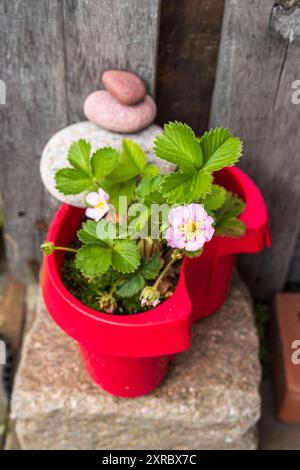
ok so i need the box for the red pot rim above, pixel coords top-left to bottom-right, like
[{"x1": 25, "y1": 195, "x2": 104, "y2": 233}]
[
  {"x1": 44, "y1": 236, "x2": 189, "y2": 326},
  {"x1": 202, "y1": 166, "x2": 271, "y2": 258}
]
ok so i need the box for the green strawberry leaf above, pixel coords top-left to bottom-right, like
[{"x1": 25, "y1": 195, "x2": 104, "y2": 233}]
[
  {"x1": 90, "y1": 147, "x2": 119, "y2": 180},
  {"x1": 107, "y1": 139, "x2": 146, "y2": 182},
  {"x1": 67, "y1": 139, "x2": 91, "y2": 175},
  {"x1": 136, "y1": 174, "x2": 163, "y2": 200},
  {"x1": 96, "y1": 220, "x2": 127, "y2": 241},
  {"x1": 78, "y1": 220, "x2": 102, "y2": 244},
  {"x1": 142, "y1": 163, "x2": 160, "y2": 177},
  {"x1": 55, "y1": 168, "x2": 93, "y2": 195},
  {"x1": 200, "y1": 128, "x2": 243, "y2": 172},
  {"x1": 75, "y1": 244, "x2": 112, "y2": 277},
  {"x1": 215, "y1": 192, "x2": 246, "y2": 238},
  {"x1": 128, "y1": 203, "x2": 150, "y2": 236},
  {"x1": 160, "y1": 173, "x2": 190, "y2": 203},
  {"x1": 216, "y1": 218, "x2": 246, "y2": 237},
  {"x1": 161, "y1": 171, "x2": 212, "y2": 204},
  {"x1": 140, "y1": 254, "x2": 163, "y2": 280},
  {"x1": 136, "y1": 176, "x2": 154, "y2": 200},
  {"x1": 215, "y1": 191, "x2": 245, "y2": 219},
  {"x1": 116, "y1": 274, "x2": 145, "y2": 298},
  {"x1": 193, "y1": 172, "x2": 214, "y2": 200},
  {"x1": 96, "y1": 220, "x2": 117, "y2": 242},
  {"x1": 154, "y1": 122, "x2": 203, "y2": 174},
  {"x1": 204, "y1": 184, "x2": 226, "y2": 211},
  {"x1": 142, "y1": 174, "x2": 167, "y2": 205},
  {"x1": 184, "y1": 248, "x2": 203, "y2": 259},
  {"x1": 111, "y1": 240, "x2": 140, "y2": 273},
  {"x1": 123, "y1": 139, "x2": 147, "y2": 172},
  {"x1": 103, "y1": 178, "x2": 136, "y2": 211}
]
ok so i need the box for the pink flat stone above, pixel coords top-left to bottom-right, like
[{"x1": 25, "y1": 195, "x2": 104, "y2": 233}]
[
  {"x1": 84, "y1": 91, "x2": 157, "y2": 133},
  {"x1": 102, "y1": 70, "x2": 146, "y2": 105}
]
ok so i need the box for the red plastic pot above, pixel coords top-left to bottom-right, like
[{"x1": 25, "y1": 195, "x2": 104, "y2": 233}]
[
  {"x1": 41, "y1": 204, "x2": 192, "y2": 398},
  {"x1": 41, "y1": 165, "x2": 270, "y2": 397},
  {"x1": 185, "y1": 166, "x2": 271, "y2": 321}
]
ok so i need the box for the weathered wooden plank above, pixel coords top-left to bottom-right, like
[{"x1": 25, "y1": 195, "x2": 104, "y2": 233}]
[
  {"x1": 210, "y1": 0, "x2": 300, "y2": 300},
  {"x1": 0, "y1": 0, "x2": 67, "y2": 281},
  {"x1": 157, "y1": 0, "x2": 224, "y2": 135},
  {"x1": 62, "y1": 0, "x2": 161, "y2": 122},
  {"x1": 0, "y1": 0, "x2": 161, "y2": 282}
]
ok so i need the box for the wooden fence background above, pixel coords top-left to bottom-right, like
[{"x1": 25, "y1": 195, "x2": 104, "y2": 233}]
[{"x1": 0, "y1": 0, "x2": 299, "y2": 301}]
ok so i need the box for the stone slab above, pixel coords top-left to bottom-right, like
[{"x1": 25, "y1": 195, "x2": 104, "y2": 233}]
[
  {"x1": 11, "y1": 273, "x2": 261, "y2": 450},
  {"x1": 40, "y1": 122, "x2": 174, "y2": 208}
]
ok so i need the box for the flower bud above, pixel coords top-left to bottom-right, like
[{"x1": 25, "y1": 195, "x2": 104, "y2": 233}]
[
  {"x1": 99, "y1": 293, "x2": 117, "y2": 314},
  {"x1": 140, "y1": 286, "x2": 160, "y2": 308},
  {"x1": 40, "y1": 241, "x2": 55, "y2": 255}
]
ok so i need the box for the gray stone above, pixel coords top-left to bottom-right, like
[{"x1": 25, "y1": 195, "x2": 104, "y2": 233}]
[
  {"x1": 40, "y1": 122, "x2": 173, "y2": 208},
  {"x1": 84, "y1": 91, "x2": 156, "y2": 133},
  {"x1": 11, "y1": 273, "x2": 261, "y2": 450}
]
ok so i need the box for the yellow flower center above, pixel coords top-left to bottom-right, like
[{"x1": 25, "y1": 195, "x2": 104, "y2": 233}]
[
  {"x1": 95, "y1": 200, "x2": 106, "y2": 210},
  {"x1": 181, "y1": 219, "x2": 202, "y2": 240}
]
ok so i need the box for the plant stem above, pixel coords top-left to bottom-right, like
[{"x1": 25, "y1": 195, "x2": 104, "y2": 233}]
[
  {"x1": 55, "y1": 246, "x2": 78, "y2": 254},
  {"x1": 92, "y1": 177, "x2": 101, "y2": 188},
  {"x1": 109, "y1": 278, "x2": 122, "y2": 295},
  {"x1": 153, "y1": 250, "x2": 183, "y2": 290}
]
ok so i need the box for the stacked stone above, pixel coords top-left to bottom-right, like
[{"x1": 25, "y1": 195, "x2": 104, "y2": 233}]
[
  {"x1": 39, "y1": 70, "x2": 171, "y2": 208},
  {"x1": 84, "y1": 70, "x2": 157, "y2": 133}
]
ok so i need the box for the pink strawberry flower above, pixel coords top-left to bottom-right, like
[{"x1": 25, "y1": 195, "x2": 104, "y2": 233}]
[
  {"x1": 85, "y1": 188, "x2": 110, "y2": 222},
  {"x1": 165, "y1": 203, "x2": 214, "y2": 251}
]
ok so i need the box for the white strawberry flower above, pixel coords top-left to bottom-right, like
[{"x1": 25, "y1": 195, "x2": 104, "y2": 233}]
[{"x1": 85, "y1": 188, "x2": 110, "y2": 222}]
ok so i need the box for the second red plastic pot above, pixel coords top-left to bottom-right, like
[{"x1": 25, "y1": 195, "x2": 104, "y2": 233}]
[{"x1": 185, "y1": 166, "x2": 271, "y2": 321}]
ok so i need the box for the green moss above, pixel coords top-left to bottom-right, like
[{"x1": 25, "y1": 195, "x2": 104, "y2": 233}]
[{"x1": 254, "y1": 302, "x2": 271, "y2": 370}]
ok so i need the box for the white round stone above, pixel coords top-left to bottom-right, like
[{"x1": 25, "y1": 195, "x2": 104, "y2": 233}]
[{"x1": 40, "y1": 122, "x2": 174, "y2": 207}]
